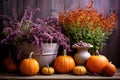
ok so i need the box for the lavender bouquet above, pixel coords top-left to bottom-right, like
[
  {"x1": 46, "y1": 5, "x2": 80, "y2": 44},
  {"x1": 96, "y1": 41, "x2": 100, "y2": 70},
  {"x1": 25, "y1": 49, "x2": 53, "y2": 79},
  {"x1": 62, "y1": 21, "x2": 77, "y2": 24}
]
[{"x1": 1, "y1": 8, "x2": 70, "y2": 55}]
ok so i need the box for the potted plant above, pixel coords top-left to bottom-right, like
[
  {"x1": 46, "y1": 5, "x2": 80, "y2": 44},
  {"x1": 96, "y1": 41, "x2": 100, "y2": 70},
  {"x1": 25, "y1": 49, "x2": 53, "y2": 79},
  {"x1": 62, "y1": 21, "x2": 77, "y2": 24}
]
[
  {"x1": 59, "y1": 1, "x2": 117, "y2": 54},
  {"x1": 1, "y1": 8, "x2": 70, "y2": 67}
]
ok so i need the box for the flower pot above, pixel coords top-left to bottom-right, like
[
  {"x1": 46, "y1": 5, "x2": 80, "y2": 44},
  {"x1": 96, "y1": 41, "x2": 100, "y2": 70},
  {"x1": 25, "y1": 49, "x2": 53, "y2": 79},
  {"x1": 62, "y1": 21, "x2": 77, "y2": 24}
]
[
  {"x1": 33, "y1": 43, "x2": 59, "y2": 68},
  {"x1": 73, "y1": 45, "x2": 92, "y2": 65},
  {"x1": 17, "y1": 43, "x2": 59, "y2": 68}
]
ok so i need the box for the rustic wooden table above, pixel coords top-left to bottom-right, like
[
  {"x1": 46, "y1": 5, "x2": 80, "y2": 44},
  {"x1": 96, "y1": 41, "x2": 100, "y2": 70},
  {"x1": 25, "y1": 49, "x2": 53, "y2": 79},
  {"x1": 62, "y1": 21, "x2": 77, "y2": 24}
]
[{"x1": 0, "y1": 69, "x2": 120, "y2": 80}]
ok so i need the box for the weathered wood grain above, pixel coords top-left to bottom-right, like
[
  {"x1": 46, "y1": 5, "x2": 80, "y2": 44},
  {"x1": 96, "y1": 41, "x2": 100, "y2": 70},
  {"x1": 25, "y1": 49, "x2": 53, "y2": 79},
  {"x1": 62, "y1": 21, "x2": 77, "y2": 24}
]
[
  {"x1": 0, "y1": 0, "x2": 120, "y2": 67},
  {"x1": 0, "y1": 69, "x2": 120, "y2": 80}
]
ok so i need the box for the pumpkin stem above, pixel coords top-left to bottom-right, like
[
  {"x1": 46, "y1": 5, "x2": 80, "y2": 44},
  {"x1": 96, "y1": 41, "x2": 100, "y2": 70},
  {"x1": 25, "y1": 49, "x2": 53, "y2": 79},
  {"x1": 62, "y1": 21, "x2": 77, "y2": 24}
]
[
  {"x1": 110, "y1": 61, "x2": 112, "y2": 64},
  {"x1": 47, "y1": 64, "x2": 49, "y2": 68},
  {"x1": 29, "y1": 52, "x2": 34, "y2": 59},
  {"x1": 8, "y1": 51, "x2": 12, "y2": 59},
  {"x1": 63, "y1": 49, "x2": 67, "y2": 56},
  {"x1": 95, "y1": 50, "x2": 99, "y2": 55}
]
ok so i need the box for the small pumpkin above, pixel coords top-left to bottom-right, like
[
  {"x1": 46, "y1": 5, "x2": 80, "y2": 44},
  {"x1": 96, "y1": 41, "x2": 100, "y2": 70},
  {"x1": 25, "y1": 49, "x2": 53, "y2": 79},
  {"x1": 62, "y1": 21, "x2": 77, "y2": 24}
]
[
  {"x1": 6, "y1": 62, "x2": 17, "y2": 73},
  {"x1": 3, "y1": 52, "x2": 13, "y2": 69},
  {"x1": 41, "y1": 64, "x2": 55, "y2": 75},
  {"x1": 53, "y1": 49, "x2": 75, "y2": 73},
  {"x1": 3, "y1": 57, "x2": 13, "y2": 67},
  {"x1": 103, "y1": 62, "x2": 116, "y2": 76},
  {"x1": 19, "y1": 52, "x2": 40, "y2": 76},
  {"x1": 86, "y1": 50, "x2": 109, "y2": 74},
  {"x1": 73, "y1": 66, "x2": 87, "y2": 75}
]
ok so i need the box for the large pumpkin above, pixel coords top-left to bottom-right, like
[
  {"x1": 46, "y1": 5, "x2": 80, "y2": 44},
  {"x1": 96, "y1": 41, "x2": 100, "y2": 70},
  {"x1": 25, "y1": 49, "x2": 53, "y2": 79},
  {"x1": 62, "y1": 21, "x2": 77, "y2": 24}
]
[
  {"x1": 53, "y1": 49, "x2": 75, "y2": 73},
  {"x1": 19, "y1": 52, "x2": 40, "y2": 76},
  {"x1": 86, "y1": 50, "x2": 109, "y2": 74}
]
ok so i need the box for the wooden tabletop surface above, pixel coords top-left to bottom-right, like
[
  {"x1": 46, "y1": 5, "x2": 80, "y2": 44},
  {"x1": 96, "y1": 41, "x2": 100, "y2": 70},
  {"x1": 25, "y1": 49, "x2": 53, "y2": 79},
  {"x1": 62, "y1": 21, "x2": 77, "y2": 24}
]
[{"x1": 0, "y1": 68, "x2": 120, "y2": 80}]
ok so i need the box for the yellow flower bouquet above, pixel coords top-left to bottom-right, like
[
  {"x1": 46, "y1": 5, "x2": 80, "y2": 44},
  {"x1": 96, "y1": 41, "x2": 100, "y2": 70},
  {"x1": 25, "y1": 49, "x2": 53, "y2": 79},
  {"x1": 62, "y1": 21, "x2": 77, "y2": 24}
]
[{"x1": 59, "y1": 1, "x2": 117, "y2": 53}]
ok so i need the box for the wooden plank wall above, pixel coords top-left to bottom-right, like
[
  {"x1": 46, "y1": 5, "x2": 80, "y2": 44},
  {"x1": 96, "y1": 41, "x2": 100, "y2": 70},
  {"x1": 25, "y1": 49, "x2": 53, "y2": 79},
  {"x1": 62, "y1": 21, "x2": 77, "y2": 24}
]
[{"x1": 0, "y1": 0, "x2": 120, "y2": 67}]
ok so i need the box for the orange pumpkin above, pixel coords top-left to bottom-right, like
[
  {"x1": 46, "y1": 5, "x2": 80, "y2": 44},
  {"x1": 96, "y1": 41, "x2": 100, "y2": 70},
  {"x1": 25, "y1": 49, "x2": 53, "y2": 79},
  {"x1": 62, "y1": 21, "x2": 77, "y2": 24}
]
[
  {"x1": 53, "y1": 49, "x2": 75, "y2": 73},
  {"x1": 3, "y1": 57, "x2": 13, "y2": 67},
  {"x1": 103, "y1": 62, "x2": 116, "y2": 76},
  {"x1": 6, "y1": 63, "x2": 17, "y2": 73},
  {"x1": 86, "y1": 50, "x2": 109, "y2": 74},
  {"x1": 19, "y1": 52, "x2": 40, "y2": 76}
]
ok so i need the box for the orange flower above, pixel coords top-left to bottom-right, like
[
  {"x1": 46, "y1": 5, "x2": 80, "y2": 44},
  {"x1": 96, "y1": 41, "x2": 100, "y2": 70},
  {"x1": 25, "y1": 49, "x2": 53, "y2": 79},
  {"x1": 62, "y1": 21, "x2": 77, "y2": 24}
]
[
  {"x1": 58, "y1": 0, "x2": 117, "y2": 53},
  {"x1": 59, "y1": 0, "x2": 117, "y2": 33}
]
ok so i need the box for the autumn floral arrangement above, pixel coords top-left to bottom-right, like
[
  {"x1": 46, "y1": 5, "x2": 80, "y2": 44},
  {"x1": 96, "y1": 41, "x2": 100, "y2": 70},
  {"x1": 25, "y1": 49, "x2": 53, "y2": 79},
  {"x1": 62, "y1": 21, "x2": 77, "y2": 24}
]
[
  {"x1": 0, "y1": 8, "x2": 70, "y2": 55},
  {"x1": 59, "y1": 1, "x2": 117, "y2": 53}
]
